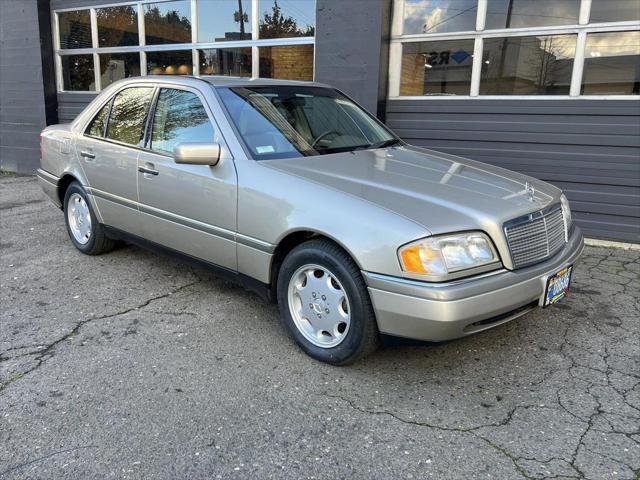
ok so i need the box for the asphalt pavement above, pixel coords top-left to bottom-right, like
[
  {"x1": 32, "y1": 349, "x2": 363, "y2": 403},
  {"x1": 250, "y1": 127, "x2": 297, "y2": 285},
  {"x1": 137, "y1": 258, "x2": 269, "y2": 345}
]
[{"x1": 1, "y1": 175, "x2": 639, "y2": 479}]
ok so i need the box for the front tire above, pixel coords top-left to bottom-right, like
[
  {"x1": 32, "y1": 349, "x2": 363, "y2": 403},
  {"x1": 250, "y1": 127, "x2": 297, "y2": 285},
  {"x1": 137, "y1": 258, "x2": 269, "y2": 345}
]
[
  {"x1": 276, "y1": 239, "x2": 380, "y2": 365},
  {"x1": 63, "y1": 181, "x2": 116, "y2": 255}
]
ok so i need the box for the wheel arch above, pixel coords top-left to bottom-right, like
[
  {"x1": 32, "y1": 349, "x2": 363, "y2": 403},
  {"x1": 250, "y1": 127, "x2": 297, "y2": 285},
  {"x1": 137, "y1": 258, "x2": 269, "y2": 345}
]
[{"x1": 57, "y1": 173, "x2": 80, "y2": 208}]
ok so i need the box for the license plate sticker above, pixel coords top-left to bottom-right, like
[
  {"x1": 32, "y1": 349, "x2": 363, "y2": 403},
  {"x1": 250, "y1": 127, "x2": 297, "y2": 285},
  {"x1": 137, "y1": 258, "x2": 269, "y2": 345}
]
[{"x1": 544, "y1": 265, "x2": 573, "y2": 307}]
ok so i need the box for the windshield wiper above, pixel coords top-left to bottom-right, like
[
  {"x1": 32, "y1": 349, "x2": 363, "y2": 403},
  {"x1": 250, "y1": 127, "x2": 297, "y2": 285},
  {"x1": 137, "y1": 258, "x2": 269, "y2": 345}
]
[{"x1": 369, "y1": 138, "x2": 402, "y2": 149}]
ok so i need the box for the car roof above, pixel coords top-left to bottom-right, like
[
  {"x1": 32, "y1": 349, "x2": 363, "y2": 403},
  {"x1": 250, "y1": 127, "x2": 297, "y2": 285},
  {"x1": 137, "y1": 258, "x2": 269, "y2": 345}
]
[{"x1": 110, "y1": 75, "x2": 331, "y2": 89}]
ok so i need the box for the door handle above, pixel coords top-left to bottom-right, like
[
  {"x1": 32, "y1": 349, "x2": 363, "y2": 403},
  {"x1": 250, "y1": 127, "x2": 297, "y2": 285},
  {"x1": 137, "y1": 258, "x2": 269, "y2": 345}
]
[
  {"x1": 80, "y1": 150, "x2": 95, "y2": 159},
  {"x1": 138, "y1": 166, "x2": 159, "y2": 176}
]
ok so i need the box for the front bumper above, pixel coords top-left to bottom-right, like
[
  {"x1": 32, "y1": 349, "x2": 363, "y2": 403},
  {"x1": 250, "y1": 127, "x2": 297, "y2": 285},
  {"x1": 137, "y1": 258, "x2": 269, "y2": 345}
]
[
  {"x1": 364, "y1": 226, "x2": 584, "y2": 342},
  {"x1": 36, "y1": 168, "x2": 62, "y2": 208}
]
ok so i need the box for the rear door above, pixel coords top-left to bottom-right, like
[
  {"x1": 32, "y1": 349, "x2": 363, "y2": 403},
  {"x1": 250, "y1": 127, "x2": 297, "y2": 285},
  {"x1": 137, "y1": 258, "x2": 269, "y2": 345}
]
[
  {"x1": 137, "y1": 86, "x2": 238, "y2": 270},
  {"x1": 76, "y1": 86, "x2": 154, "y2": 236}
]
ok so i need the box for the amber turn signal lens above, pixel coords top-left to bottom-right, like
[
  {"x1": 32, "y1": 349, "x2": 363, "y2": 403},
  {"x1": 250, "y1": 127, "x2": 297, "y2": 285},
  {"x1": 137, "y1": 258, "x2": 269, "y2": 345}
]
[{"x1": 399, "y1": 244, "x2": 428, "y2": 274}]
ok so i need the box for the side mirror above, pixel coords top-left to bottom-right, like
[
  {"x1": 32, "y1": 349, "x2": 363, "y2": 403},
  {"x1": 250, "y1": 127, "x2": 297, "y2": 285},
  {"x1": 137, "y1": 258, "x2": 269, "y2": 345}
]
[{"x1": 173, "y1": 143, "x2": 221, "y2": 166}]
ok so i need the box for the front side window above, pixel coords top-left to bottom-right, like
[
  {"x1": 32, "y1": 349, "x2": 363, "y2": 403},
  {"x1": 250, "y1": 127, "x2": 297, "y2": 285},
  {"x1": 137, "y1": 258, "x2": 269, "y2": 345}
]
[
  {"x1": 150, "y1": 89, "x2": 215, "y2": 154},
  {"x1": 218, "y1": 86, "x2": 397, "y2": 160},
  {"x1": 105, "y1": 87, "x2": 153, "y2": 146},
  {"x1": 85, "y1": 100, "x2": 112, "y2": 137}
]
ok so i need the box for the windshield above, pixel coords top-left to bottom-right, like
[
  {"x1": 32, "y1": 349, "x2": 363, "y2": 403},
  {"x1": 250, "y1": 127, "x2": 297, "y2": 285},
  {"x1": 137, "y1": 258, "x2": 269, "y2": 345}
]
[{"x1": 217, "y1": 86, "x2": 399, "y2": 160}]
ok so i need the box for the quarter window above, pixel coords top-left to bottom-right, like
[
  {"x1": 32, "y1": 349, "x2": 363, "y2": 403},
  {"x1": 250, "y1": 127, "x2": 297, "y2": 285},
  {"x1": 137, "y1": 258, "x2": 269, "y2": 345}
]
[
  {"x1": 86, "y1": 100, "x2": 112, "y2": 137},
  {"x1": 105, "y1": 87, "x2": 153, "y2": 146},
  {"x1": 150, "y1": 89, "x2": 215, "y2": 154}
]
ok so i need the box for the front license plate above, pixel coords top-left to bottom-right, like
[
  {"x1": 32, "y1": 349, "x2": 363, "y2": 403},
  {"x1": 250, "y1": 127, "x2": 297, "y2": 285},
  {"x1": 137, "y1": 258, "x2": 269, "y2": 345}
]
[{"x1": 543, "y1": 265, "x2": 573, "y2": 307}]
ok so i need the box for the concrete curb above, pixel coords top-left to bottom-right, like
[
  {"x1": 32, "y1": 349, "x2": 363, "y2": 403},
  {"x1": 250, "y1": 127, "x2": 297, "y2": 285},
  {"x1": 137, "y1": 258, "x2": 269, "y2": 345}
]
[{"x1": 585, "y1": 238, "x2": 640, "y2": 250}]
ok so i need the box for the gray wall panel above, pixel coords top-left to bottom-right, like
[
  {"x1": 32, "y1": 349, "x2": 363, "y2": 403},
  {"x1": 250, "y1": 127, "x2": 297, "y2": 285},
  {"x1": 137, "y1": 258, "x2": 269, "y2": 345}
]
[
  {"x1": 386, "y1": 98, "x2": 640, "y2": 242},
  {"x1": 0, "y1": 0, "x2": 47, "y2": 173}
]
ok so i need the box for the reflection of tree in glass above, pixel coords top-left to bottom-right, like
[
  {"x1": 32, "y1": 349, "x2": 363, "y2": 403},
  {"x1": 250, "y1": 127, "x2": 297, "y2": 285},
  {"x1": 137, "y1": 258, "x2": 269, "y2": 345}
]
[
  {"x1": 145, "y1": 5, "x2": 191, "y2": 44},
  {"x1": 153, "y1": 90, "x2": 213, "y2": 152},
  {"x1": 97, "y1": 6, "x2": 138, "y2": 47},
  {"x1": 64, "y1": 55, "x2": 94, "y2": 90},
  {"x1": 259, "y1": 0, "x2": 314, "y2": 39},
  {"x1": 107, "y1": 88, "x2": 153, "y2": 146}
]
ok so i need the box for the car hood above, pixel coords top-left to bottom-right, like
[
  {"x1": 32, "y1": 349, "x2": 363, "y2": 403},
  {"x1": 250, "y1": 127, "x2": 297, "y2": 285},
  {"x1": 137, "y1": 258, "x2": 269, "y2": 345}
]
[{"x1": 262, "y1": 145, "x2": 561, "y2": 236}]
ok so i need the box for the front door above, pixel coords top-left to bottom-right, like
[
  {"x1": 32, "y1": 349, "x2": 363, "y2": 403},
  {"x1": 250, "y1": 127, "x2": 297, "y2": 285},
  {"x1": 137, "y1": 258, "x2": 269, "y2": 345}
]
[
  {"x1": 137, "y1": 87, "x2": 238, "y2": 271},
  {"x1": 76, "y1": 86, "x2": 154, "y2": 236}
]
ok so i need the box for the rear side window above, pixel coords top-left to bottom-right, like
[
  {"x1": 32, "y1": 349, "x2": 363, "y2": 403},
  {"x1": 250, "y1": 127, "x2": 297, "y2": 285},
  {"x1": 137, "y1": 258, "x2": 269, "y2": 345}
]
[
  {"x1": 85, "y1": 100, "x2": 112, "y2": 137},
  {"x1": 150, "y1": 88, "x2": 214, "y2": 154},
  {"x1": 105, "y1": 87, "x2": 153, "y2": 146}
]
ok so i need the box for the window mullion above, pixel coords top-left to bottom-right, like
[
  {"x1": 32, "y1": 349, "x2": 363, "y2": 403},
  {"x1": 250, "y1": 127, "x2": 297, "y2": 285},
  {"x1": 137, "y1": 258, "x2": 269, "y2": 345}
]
[
  {"x1": 470, "y1": 37, "x2": 483, "y2": 96},
  {"x1": 570, "y1": 31, "x2": 587, "y2": 96},
  {"x1": 138, "y1": 3, "x2": 146, "y2": 76},
  {"x1": 388, "y1": 42, "x2": 402, "y2": 97},
  {"x1": 252, "y1": 0, "x2": 260, "y2": 77},
  {"x1": 579, "y1": 0, "x2": 592, "y2": 25},
  {"x1": 476, "y1": 0, "x2": 487, "y2": 31},
  {"x1": 90, "y1": 8, "x2": 101, "y2": 91}
]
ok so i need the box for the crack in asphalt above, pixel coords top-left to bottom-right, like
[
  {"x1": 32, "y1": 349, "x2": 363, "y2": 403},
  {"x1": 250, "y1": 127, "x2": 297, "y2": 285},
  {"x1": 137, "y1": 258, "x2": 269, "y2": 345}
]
[{"x1": 0, "y1": 279, "x2": 201, "y2": 393}]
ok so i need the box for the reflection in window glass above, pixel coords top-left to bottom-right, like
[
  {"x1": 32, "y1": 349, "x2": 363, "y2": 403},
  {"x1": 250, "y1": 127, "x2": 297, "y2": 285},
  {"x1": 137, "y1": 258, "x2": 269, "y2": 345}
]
[
  {"x1": 106, "y1": 87, "x2": 153, "y2": 146},
  {"x1": 485, "y1": 0, "x2": 579, "y2": 29},
  {"x1": 258, "y1": 0, "x2": 315, "y2": 39},
  {"x1": 259, "y1": 45, "x2": 314, "y2": 80},
  {"x1": 198, "y1": 0, "x2": 251, "y2": 42},
  {"x1": 100, "y1": 53, "x2": 141, "y2": 87},
  {"x1": 480, "y1": 35, "x2": 576, "y2": 95},
  {"x1": 58, "y1": 10, "x2": 92, "y2": 49},
  {"x1": 147, "y1": 50, "x2": 193, "y2": 75},
  {"x1": 589, "y1": 0, "x2": 640, "y2": 23},
  {"x1": 96, "y1": 5, "x2": 138, "y2": 47},
  {"x1": 400, "y1": 40, "x2": 474, "y2": 95},
  {"x1": 582, "y1": 31, "x2": 640, "y2": 95},
  {"x1": 144, "y1": 0, "x2": 191, "y2": 45},
  {"x1": 151, "y1": 89, "x2": 214, "y2": 154},
  {"x1": 86, "y1": 100, "x2": 112, "y2": 137},
  {"x1": 199, "y1": 49, "x2": 252, "y2": 76},
  {"x1": 403, "y1": 0, "x2": 477, "y2": 35},
  {"x1": 61, "y1": 55, "x2": 95, "y2": 91}
]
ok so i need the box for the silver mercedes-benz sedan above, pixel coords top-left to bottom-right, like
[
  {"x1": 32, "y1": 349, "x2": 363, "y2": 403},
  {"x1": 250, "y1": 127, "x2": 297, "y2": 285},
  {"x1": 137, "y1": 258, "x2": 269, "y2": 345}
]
[{"x1": 38, "y1": 76, "x2": 583, "y2": 365}]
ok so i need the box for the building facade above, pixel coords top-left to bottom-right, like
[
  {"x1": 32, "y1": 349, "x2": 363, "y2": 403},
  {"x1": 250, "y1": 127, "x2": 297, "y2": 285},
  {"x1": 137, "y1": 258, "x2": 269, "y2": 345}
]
[{"x1": 0, "y1": 0, "x2": 638, "y2": 241}]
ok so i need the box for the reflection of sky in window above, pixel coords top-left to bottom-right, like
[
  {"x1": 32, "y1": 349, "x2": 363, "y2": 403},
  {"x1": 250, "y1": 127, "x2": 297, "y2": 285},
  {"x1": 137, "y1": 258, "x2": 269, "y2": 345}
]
[
  {"x1": 258, "y1": 0, "x2": 315, "y2": 30},
  {"x1": 403, "y1": 0, "x2": 477, "y2": 34},
  {"x1": 485, "y1": 0, "x2": 579, "y2": 29},
  {"x1": 198, "y1": 0, "x2": 251, "y2": 42},
  {"x1": 586, "y1": 31, "x2": 640, "y2": 57},
  {"x1": 144, "y1": 0, "x2": 191, "y2": 20}
]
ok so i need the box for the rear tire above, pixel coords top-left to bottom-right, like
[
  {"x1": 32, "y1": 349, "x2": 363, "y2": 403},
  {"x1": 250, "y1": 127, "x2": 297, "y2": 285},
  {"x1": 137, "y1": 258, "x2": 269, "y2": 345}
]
[
  {"x1": 63, "y1": 181, "x2": 116, "y2": 255},
  {"x1": 276, "y1": 239, "x2": 380, "y2": 365}
]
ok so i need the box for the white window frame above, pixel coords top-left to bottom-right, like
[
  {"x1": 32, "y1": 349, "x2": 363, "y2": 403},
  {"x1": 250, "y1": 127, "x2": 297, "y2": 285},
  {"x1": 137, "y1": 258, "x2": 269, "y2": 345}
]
[
  {"x1": 388, "y1": 0, "x2": 640, "y2": 100},
  {"x1": 52, "y1": 0, "x2": 316, "y2": 93}
]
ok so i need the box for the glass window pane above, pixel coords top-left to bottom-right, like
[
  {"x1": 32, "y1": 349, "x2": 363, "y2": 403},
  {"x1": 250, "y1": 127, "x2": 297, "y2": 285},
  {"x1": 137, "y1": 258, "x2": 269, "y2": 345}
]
[
  {"x1": 147, "y1": 50, "x2": 193, "y2": 75},
  {"x1": 96, "y1": 5, "x2": 138, "y2": 47},
  {"x1": 85, "y1": 100, "x2": 112, "y2": 137},
  {"x1": 61, "y1": 55, "x2": 95, "y2": 91},
  {"x1": 480, "y1": 35, "x2": 576, "y2": 95},
  {"x1": 199, "y1": 48, "x2": 252, "y2": 76},
  {"x1": 144, "y1": 0, "x2": 191, "y2": 45},
  {"x1": 151, "y1": 89, "x2": 214, "y2": 154},
  {"x1": 106, "y1": 87, "x2": 153, "y2": 146},
  {"x1": 259, "y1": 45, "x2": 314, "y2": 80},
  {"x1": 258, "y1": 0, "x2": 315, "y2": 39},
  {"x1": 400, "y1": 40, "x2": 474, "y2": 96},
  {"x1": 403, "y1": 0, "x2": 477, "y2": 35},
  {"x1": 589, "y1": 0, "x2": 640, "y2": 23},
  {"x1": 485, "y1": 0, "x2": 579, "y2": 29},
  {"x1": 197, "y1": 0, "x2": 251, "y2": 42},
  {"x1": 58, "y1": 10, "x2": 92, "y2": 49},
  {"x1": 100, "y1": 53, "x2": 141, "y2": 88},
  {"x1": 582, "y1": 31, "x2": 640, "y2": 95}
]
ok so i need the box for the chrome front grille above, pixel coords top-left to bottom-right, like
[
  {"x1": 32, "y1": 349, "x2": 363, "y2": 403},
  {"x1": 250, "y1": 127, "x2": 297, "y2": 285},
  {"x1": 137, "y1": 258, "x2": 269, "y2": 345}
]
[{"x1": 505, "y1": 204, "x2": 567, "y2": 268}]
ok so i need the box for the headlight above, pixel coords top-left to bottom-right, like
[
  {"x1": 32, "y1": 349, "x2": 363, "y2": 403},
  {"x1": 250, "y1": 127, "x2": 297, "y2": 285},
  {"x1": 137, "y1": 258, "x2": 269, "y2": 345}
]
[
  {"x1": 560, "y1": 194, "x2": 572, "y2": 236},
  {"x1": 398, "y1": 232, "x2": 499, "y2": 278}
]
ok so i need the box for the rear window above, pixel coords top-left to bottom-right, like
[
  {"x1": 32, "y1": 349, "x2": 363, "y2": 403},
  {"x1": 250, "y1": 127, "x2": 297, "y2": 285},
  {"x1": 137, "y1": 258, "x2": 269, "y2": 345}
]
[{"x1": 105, "y1": 87, "x2": 153, "y2": 146}]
